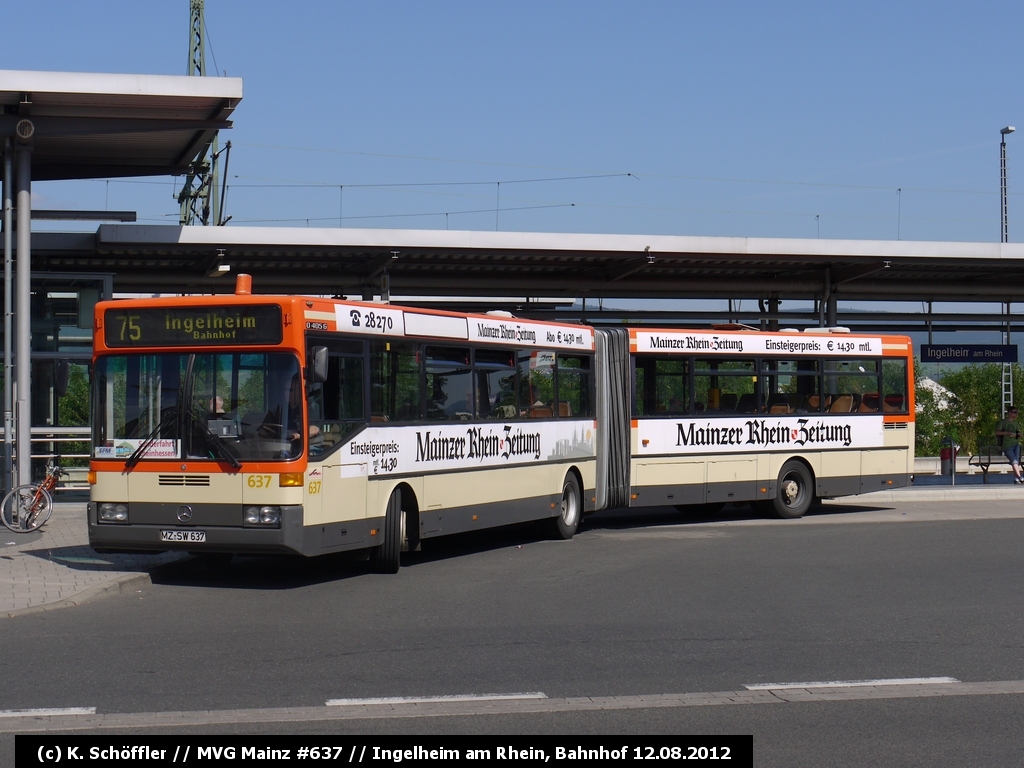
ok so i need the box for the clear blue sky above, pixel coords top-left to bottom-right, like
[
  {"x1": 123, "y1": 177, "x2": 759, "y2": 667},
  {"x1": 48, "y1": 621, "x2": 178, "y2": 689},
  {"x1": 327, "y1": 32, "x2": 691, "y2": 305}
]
[{"x1": 5, "y1": 1, "x2": 1024, "y2": 243}]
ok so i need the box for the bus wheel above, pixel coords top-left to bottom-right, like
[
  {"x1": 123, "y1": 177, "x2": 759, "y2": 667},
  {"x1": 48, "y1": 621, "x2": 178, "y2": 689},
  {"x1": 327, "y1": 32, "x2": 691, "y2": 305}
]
[
  {"x1": 372, "y1": 490, "x2": 403, "y2": 573},
  {"x1": 772, "y1": 461, "x2": 813, "y2": 519},
  {"x1": 547, "y1": 473, "x2": 581, "y2": 540}
]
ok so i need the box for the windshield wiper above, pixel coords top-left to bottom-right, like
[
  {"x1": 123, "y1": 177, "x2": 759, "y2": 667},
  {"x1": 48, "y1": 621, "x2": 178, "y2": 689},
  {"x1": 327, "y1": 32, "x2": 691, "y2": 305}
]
[
  {"x1": 186, "y1": 408, "x2": 243, "y2": 469},
  {"x1": 124, "y1": 407, "x2": 179, "y2": 470}
]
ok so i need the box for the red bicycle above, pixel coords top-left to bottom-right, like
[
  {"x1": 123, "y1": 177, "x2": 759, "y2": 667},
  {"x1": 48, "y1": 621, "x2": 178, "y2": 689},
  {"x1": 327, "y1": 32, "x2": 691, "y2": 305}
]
[{"x1": 1, "y1": 459, "x2": 66, "y2": 533}]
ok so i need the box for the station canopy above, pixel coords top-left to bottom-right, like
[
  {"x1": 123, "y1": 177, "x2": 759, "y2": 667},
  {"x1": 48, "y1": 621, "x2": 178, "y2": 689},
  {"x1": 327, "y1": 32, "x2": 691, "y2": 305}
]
[
  {"x1": 0, "y1": 69, "x2": 241, "y2": 180},
  {"x1": 29, "y1": 224, "x2": 1024, "y2": 302},
  {"x1": 5, "y1": 68, "x2": 1023, "y2": 305}
]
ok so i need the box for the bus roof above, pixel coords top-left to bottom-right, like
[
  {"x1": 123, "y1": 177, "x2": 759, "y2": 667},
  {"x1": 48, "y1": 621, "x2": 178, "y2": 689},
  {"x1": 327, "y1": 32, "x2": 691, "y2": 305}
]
[
  {"x1": 629, "y1": 326, "x2": 912, "y2": 357},
  {"x1": 94, "y1": 291, "x2": 596, "y2": 353}
]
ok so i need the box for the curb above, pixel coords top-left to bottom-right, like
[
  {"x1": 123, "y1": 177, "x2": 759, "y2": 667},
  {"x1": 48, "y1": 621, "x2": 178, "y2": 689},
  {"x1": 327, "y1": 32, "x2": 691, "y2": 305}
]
[
  {"x1": 830, "y1": 487, "x2": 1024, "y2": 504},
  {"x1": 2, "y1": 572, "x2": 153, "y2": 619}
]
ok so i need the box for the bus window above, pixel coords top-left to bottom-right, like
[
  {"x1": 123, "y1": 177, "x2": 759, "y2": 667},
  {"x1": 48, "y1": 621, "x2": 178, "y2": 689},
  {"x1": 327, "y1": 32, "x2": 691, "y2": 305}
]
[
  {"x1": 881, "y1": 358, "x2": 909, "y2": 413},
  {"x1": 474, "y1": 349, "x2": 517, "y2": 419},
  {"x1": 556, "y1": 354, "x2": 593, "y2": 418},
  {"x1": 631, "y1": 356, "x2": 688, "y2": 416},
  {"x1": 694, "y1": 359, "x2": 757, "y2": 415},
  {"x1": 305, "y1": 338, "x2": 365, "y2": 448},
  {"x1": 425, "y1": 346, "x2": 473, "y2": 421},
  {"x1": 824, "y1": 359, "x2": 879, "y2": 413},
  {"x1": 519, "y1": 350, "x2": 555, "y2": 418},
  {"x1": 93, "y1": 351, "x2": 303, "y2": 462},
  {"x1": 310, "y1": 355, "x2": 365, "y2": 448},
  {"x1": 762, "y1": 359, "x2": 821, "y2": 413},
  {"x1": 370, "y1": 341, "x2": 420, "y2": 422}
]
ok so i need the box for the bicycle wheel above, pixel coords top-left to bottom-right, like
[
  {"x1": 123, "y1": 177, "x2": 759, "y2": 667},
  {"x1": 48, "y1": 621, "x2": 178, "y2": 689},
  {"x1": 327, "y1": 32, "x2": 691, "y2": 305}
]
[{"x1": 1, "y1": 484, "x2": 53, "y2": 533}]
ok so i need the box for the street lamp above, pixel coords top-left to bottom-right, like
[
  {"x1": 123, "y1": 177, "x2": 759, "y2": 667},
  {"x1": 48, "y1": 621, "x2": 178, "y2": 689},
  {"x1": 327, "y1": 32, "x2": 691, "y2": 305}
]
[{"x1": 1001, "y1": 126, "x2": 1015, "y2": 243}]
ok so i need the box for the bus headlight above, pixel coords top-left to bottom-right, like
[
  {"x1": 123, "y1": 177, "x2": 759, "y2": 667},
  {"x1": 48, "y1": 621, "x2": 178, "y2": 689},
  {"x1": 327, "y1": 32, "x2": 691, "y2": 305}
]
[
  {"x1": 243, "y1": 505, "x2": 281, "y2": 527},
  {"x1": 98, "y1": 503, "x2": 129, "y2": 523}
]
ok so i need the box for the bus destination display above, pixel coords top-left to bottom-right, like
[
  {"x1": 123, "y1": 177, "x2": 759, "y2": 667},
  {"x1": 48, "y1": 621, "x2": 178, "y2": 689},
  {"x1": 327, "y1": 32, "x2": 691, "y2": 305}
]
[{"x1": 104, "y1": 305, "x2": 283, "y2": 347}]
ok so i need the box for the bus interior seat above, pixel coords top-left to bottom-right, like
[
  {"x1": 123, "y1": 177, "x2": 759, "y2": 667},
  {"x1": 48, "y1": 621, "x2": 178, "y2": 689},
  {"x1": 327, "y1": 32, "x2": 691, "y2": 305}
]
[
  {"x1": 859, "y1": 394, "x2": 880, "y2": 412},
  {"x1": 736, "y1": 393, "x2": 760, "y2": 413},
  {"x1": 850, "y1": 393, "x2": 863, "y2": 411},
  {"x1": 719, "y1": 393, "x2": 738, "y2": 411},
  {"x1": 530, "y1": 406, "x2": 553, "y2": 418},
  {"x1": 370, "y1": 413, "x2": 389, "y2": 423},
  {"x1": 803, "y1": 395, "x2": 831, "y2": 411},
  {"x1": 767, "y1": 394, "x2": 792, "y2": 414},
  {"x1": 558, "y1": 402, "x2": 572, "y2": 417},
  {"x1": 829, "y1": 394, "x2": 854, "y2": 413},
  {"x1": 883, "y1": 394, "x2": 905, "y2": 412}
]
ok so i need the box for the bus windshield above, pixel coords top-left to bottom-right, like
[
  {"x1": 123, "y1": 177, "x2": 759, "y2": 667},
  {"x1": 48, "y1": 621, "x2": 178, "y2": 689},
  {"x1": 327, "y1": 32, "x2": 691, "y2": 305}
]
[{"x1": 93, "y1": 351, "x2": 304, "y2": 463}]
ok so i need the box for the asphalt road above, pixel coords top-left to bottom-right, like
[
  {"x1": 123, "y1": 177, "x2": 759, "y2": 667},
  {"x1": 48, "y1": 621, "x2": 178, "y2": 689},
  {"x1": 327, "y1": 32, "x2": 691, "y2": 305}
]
[{"x1": 3, "y1": 500, "x2": 1024, "y2": 766}]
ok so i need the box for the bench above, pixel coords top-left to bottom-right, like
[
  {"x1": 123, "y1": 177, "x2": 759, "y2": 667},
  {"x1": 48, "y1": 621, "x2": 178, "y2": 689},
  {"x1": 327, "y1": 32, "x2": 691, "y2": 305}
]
[{"x1": 969, "y1": 444, "x2": 1012, "y2": 483}]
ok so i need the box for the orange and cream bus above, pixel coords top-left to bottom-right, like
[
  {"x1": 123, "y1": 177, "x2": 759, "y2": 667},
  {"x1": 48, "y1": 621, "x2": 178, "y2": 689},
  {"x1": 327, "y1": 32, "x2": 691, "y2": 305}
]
[
  {"x1": 592, "y1": 326, "x2": 914, "y2": 518},
  {"x1": 88, "y1": 275, "x2": 596, "y2": 571},
  {"x1": 88, "y1": 279, "x2": 914, "y2": 570}
]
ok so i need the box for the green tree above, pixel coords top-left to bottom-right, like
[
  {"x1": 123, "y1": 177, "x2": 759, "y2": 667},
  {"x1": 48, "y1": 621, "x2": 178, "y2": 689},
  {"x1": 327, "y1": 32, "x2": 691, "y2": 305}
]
[
  {"x1": 923, "y1": 362, "x2": 1024, "y2": 456},
  {"x1": 56, "y1": 364, "x2": 91, "y2": 468}
]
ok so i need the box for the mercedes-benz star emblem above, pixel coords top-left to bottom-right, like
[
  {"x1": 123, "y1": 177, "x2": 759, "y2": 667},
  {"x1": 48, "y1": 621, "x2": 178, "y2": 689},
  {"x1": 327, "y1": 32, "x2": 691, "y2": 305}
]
[{"x1": 176, "y1": 505, "x2": 193, "y2": 523}]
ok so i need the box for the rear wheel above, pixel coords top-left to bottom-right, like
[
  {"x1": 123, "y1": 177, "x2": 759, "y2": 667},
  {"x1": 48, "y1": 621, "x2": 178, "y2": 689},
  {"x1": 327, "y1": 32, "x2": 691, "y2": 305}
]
[
  {"x1": 371, "y1": 489, "x2": 404, "y2": 573},
  {"x1": 1, "y1": 485, "x2": 53, "y2": 533},
  {"x1": 546, "y1": 473, "x2": 581, "y2": 540},
  {"x1": 771, "y1": 461, "x2": 814, "y2": 519}
]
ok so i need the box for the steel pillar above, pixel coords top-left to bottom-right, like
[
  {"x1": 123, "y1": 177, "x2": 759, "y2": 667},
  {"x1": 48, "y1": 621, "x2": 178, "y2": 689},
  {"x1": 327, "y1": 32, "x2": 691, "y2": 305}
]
[
  {"x1": 2, "y1": 140, "x2": 11, "y2": 494},
  {"x1": 15, "y1": 146, "x2": 31, "y2": 485}
]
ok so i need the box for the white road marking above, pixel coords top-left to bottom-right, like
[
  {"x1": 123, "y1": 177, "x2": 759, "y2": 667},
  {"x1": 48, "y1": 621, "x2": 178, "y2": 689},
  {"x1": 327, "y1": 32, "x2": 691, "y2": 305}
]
[
  {"x1": 6, "y1": 679, "x2": 1024, "y2": 732},
  {"x1": 326, "y1": 692, "x2": 547, "y2": 706},
  {"x1": 0, "y1": 707, "x2": 96, "y2": 718},
  {"x1": 744, "y1": 676, "x2": 959, "y2": 690}
]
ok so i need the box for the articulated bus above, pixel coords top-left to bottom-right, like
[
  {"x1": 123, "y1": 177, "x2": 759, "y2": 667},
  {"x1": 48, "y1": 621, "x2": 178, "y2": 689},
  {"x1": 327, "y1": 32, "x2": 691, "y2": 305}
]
[
  {"x1": 88, "y1": 275, "x2": 597, "y2": 572},
  {"x1": 88, "y1": 276, "x2": 914, "y2": 570}
]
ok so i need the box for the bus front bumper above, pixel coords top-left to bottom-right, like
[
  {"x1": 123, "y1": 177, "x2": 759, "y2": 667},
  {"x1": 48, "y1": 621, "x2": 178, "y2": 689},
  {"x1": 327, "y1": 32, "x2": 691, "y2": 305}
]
[{"x1": 88, "y1": 502, "x2": 309, "y2": 556}]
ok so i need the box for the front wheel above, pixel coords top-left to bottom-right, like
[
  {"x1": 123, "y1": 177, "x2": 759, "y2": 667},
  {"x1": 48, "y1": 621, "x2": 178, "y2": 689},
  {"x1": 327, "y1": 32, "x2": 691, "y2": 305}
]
[
  {"x1": 1, "y1": 485, "x2": 53, "y2": 533},
  {"x1": 771, "y1": 461, "x2": 814, "y2": 519},
  {"x1": 546, "y1": 473, "x2": 581, "y2": 540}
]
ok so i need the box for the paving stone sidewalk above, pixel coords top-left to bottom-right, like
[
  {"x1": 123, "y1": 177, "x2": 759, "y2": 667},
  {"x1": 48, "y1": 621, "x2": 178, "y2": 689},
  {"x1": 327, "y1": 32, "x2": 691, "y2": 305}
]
[{"x1": 1, "y1": 502, "x2": 186, "y2": 618}]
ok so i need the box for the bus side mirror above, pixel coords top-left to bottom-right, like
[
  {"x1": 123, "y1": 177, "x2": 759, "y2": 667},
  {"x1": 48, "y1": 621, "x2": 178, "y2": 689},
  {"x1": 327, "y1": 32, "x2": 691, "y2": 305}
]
[
  {"x1": 309, "y1": 347, "x2": 329, "y2": 383},
  {"x1": 55, "y1": 360, "x2": 71, "y2": 398}
]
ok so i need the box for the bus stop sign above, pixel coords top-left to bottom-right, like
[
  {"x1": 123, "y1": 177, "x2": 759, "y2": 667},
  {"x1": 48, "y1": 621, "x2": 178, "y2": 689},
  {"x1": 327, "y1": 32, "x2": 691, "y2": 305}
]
[{"x1": 920, "y1": 344, "x2": 1018, "y2": 363}]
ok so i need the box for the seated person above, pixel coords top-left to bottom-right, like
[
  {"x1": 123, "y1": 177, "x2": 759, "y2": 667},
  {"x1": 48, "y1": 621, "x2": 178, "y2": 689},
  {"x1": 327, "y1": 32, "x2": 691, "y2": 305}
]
[{"x1": 258, "y1": 378, "x2": 320, "y2": 442}]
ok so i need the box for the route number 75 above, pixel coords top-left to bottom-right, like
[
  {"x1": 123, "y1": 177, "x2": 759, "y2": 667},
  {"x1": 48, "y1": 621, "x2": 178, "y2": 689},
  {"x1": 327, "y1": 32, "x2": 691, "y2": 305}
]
[{"x1": 118, "y1": 314, "x2": 141, "y2": 342}]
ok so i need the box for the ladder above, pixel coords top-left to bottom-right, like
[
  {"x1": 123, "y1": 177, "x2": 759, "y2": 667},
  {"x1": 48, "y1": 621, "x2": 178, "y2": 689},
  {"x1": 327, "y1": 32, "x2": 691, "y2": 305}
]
[{"x1": 1003, "y1": 363, "x2": 1014, "y2": 418}]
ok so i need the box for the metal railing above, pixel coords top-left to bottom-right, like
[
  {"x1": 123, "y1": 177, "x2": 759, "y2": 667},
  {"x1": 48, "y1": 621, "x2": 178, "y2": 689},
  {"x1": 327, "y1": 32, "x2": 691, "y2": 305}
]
[{"x1": 2, "y1": 426, "x2": 91, "y2": 494}]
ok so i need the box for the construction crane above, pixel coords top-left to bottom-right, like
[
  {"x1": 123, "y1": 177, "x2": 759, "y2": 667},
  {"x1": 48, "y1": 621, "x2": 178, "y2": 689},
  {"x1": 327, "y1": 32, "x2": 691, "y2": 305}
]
[{"x1": 179, "y1": 0, "x2": 231, "y2": 226}]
